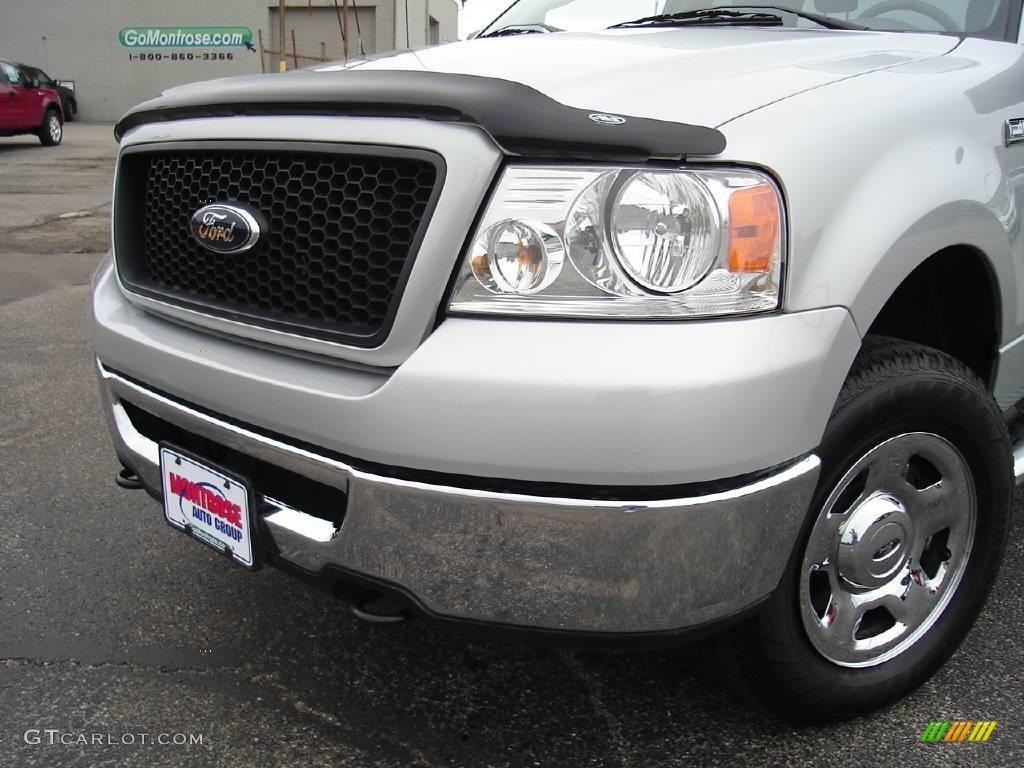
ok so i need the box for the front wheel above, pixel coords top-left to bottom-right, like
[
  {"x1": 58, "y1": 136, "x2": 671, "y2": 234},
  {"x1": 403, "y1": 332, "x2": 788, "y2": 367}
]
[
  {"x1": 38, "y1": 108, "x2": 62, "y2": 146},
  {"x1": 713, "y1": 336, "x2": 1012, "y2": 723}
]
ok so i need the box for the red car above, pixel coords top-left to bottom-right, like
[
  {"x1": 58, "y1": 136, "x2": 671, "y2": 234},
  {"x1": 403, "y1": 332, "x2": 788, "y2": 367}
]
[{"x1": 0, "y1": 59, "x2": 63, "y2": 146}]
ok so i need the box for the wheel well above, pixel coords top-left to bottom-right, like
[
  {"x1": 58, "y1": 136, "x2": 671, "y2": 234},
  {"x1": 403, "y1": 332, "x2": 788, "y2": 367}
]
[{"x1": 867, "y1": 246, "x2": 999, "y2": 387}]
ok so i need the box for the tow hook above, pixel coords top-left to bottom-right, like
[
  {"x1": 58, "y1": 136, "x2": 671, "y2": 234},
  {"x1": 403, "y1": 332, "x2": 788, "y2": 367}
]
[
  {"x1": 115, "y1": 467, "x2": 144, "y2": 490},
  {"x1": 349, "y1": 594, "x2": 413, "y2": 625}
]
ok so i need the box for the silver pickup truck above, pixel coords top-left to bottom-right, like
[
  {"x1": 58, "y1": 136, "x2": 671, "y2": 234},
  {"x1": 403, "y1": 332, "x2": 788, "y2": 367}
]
[{"x1": 93, "y1": 0, "x2": 1024, "y2": 723}]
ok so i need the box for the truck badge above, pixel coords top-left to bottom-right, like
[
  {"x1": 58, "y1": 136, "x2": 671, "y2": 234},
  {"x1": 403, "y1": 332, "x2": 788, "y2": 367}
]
[{"x1": 190, "y1": 203, "x2": 262, "y2": 254}]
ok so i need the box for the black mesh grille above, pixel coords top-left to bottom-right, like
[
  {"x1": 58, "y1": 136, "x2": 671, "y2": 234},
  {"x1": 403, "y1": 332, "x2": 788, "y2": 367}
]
[{"x1": 114, "y1": 146, "x2": 441, "y2": 344}]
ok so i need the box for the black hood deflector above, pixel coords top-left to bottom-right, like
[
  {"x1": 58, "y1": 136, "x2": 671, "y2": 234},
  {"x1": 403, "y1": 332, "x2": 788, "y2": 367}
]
[{"x1": 114, "y1": 70, "x2": 725, "y2": 162}]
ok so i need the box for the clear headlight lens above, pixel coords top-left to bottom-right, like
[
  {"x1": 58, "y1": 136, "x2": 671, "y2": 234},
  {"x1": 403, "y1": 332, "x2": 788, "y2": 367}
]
[
  {"x1": 470, "y1": 219, "x2": 563, "y2": 295},
  {"x1": 610, "y1": 172, "x2": 720, "y2": 293},
  {"x1": 449, "y1": 165, "x2": 784, "y2": 318}
]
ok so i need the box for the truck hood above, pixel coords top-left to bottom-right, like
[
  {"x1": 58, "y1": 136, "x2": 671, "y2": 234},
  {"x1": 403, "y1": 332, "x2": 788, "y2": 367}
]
[
  {"x1": 117, "y1": 28, "x2": 959, "y2": 159},
  {"x1": 322, "y1": 27, "x2": 959, "y2": 127}
]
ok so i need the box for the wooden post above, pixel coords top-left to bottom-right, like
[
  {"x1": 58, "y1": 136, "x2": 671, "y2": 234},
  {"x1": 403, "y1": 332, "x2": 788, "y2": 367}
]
[
  {"x1": 277, "y1": 0, "x2": 287, "y2": 72},
  {"x1": 291, "y1": 29, "x2": 298, "y2": 68},
  {"x1": 258, "y1": 29, "x2": 266, "y2": 73}
]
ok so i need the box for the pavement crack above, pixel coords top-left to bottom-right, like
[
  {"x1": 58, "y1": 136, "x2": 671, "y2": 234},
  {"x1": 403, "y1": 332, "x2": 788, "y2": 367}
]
[
  {"x1": 0, "y1": 656, "x2": 238, "y2": 677},
  {"x1": 561, "y1": 651, "x2": 634, "y2": 768},
  {"x1": 3, "y1": 656, "x2": 435, "y2": 764},
  {"x1": 247, "y1": 671, "x2": 433, "y2": 765},
  {"x1": 0, "y1": 200, "x2": 111, "y2": 236},
  {"x1": 250, "y1": 671, "x2": 345, "y2": 730}
]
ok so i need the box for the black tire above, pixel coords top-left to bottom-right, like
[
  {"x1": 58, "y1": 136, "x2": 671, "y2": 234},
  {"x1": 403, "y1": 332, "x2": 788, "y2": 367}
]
[
  {"x1": 64, "y1": 98, "x2": 76, "y2": 122},
  {"x1": 711, "y1": 336, "x2": 1012, "y2": 724},
  {"x1": 37, "y1": 108, "x2": 62, "y2": 146}
]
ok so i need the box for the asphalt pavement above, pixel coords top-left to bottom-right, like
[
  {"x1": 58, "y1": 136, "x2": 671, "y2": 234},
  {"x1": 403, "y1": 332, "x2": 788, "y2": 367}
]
[{"x1": 1, "y1": 124, "x2": 1022, "y2": 768}]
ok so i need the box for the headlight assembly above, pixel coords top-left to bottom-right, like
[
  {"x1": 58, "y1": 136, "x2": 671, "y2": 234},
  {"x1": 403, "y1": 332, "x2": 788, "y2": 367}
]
[{"x1": 449, "y1": 165, "x2": 784, "y2": 318}]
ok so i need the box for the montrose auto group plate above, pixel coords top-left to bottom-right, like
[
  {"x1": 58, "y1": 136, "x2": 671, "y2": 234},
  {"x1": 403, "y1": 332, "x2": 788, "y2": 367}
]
[{"x1": 159, "y1": 445, "x2": 256, "y2": 568}]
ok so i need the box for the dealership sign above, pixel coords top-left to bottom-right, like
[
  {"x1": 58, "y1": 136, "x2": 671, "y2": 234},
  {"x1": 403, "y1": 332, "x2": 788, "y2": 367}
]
[{"x1": 119, "y1": 27, "x2": 253, "y2": 48}]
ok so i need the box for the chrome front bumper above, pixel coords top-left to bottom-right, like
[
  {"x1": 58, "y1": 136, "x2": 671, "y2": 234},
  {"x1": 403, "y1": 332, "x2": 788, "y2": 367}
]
[{"x1": 98, "y1": 361, "x2": 821, "y2": 635}]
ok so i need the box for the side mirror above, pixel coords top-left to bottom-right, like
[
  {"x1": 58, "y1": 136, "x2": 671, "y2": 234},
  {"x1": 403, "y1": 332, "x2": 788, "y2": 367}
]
[{"x1": 467, "y1": 28, "x2": 483, "y2": 39}]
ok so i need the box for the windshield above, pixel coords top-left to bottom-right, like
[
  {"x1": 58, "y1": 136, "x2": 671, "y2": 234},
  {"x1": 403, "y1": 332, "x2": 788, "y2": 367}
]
[{"x1": 479, "y1": 0, "x2": 1019, "y2": 39}]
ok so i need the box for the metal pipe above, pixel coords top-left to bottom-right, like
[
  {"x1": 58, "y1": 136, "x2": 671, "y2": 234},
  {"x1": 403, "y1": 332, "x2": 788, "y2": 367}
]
[
  {"x1": 405, "y1": 0, "x2": 411, "y2": 48},
  {"x1": 343, "y1": 0, "x2": 350, "y2": 60},
  {"x1": 332, "y1": 0, "x2": 347, "y2": 62},
  {"x1": 350, "y1": 0, "x2": 365, "y2": 55}
]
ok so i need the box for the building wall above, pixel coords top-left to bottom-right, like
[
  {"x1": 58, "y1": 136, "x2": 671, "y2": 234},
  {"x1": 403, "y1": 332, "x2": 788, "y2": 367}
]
[
  {"x1": 0, "y1": 0, "x2": 458, "y2": 122},
  {"x1": 395, "y1": 0, "x2": 460, "y2": 49},
  {"x1": 268, "y1": 0, "x2": 397, "y2": 68},
  {"x1": 270, "y1": 6, "x2": 379, "y2": 64}
]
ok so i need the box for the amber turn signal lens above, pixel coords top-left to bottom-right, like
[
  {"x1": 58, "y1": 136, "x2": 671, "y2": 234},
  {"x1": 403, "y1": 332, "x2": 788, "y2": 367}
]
[{"x1": 728, "y1": 184, "x2": 780, "y2": 273}]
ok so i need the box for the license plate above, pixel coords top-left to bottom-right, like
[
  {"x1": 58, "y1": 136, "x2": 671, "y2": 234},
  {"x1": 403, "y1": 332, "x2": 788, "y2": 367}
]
[{"x1": 159, "y1": 445, "x2": 257, "y2": 568}]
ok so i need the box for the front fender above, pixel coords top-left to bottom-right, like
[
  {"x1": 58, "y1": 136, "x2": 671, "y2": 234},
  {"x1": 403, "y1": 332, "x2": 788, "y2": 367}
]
[
  {"x1": 789, "y1": 141, "x2": 1012, "y2": 342},
  {"x1": 717, "y1": 42, "x2": 1023, "y2": 348},
  {"x1": 43, "y1": 98, "x2": 63, "y2": 120}
]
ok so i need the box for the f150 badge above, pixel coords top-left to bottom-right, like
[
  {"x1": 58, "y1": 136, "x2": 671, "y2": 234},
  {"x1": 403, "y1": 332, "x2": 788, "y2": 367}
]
[{"x1": 190, "y1": 203, "x2": 262, "y2": 254}]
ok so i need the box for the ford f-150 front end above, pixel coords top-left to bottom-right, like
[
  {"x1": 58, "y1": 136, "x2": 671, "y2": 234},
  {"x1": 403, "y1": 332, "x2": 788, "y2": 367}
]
[{"x1": 95, "y1": 0, "x2": 1024, "y2": 722}]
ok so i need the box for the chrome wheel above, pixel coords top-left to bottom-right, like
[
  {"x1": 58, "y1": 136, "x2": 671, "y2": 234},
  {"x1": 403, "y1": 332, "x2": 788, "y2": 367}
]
[
  {"x1": 799, "y1": 432, "x2": 976, "y2": 668},
  {"x1": 48, "y1": 113, "x2": 62, "y2": 143}
]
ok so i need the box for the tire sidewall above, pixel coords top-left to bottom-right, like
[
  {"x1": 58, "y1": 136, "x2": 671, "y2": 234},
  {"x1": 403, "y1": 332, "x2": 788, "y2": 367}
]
[{"x1": 40, "y1": 109, "x2": 62, "y2": 146}]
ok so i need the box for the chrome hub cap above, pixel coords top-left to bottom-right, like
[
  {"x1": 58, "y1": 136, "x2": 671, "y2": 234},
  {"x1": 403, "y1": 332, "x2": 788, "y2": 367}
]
[
  {"x1": 800, "y1": 433, "x2": 975, "y2": 667},
  {"x1": 836, "y1": 492, "x2": 914, "y2": 589},
  {"x1": 49, "y1": 114, "x2": 61, "y2": 143}
]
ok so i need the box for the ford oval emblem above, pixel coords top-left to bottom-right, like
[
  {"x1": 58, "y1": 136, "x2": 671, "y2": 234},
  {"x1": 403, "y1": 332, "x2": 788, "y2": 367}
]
[
  {"x1": 589, "y1": 113, "x2": 627, "y2": 126},
  {"x1": 190, "y1": 203, "x2": 262, "y2": 254}
]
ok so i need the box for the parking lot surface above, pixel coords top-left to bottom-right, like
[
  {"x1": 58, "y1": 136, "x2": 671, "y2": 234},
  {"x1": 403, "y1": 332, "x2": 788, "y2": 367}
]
[{"x1": 1, "y1": 125, "x2": 1021, "y2": 767}]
